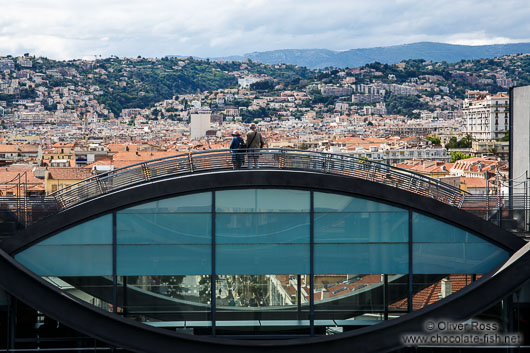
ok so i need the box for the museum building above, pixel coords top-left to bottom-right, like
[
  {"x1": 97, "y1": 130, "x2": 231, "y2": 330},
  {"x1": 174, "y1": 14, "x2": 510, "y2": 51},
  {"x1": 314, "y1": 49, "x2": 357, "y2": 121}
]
[{"x1": 1, "y1": 149, "x2": 529, "y2": 352}]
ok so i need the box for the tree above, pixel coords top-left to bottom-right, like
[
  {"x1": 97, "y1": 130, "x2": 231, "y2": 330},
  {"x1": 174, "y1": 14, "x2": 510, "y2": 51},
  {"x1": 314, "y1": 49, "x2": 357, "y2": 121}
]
[
  {"x1": 498, "y1": 130, "x2": 510, "y2": 142},
  {"x1": 298, "y1": 142, "x2": 309, "y2": 150},
  {"x1": 458, "y1": 134, "x2": 473, "y2": 148},
  {"x1": 250, "y1": 80, "x2": 275, "y2": 91},
  {"x1": 445, "y1": 135, "x2": 472, "y2": 149},
  {"x1": 450, "y1": 151, "x2": 472, "y2": 163},
  {"x1": 445, "y1": 136, "x2": 458, "y2": 149},
  {"x1": 425, "y1": 135, "x2": 441, "y2": 145},
  {"x1": 385, "y1": 94, "x2": 430, "y2": 117}
]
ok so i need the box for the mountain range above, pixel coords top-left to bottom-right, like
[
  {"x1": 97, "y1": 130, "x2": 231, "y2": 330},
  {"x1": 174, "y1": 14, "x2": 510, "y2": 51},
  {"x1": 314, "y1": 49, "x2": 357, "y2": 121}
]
[{"x1": 193, "y1": 42, "x2": 530, "y2": 69}]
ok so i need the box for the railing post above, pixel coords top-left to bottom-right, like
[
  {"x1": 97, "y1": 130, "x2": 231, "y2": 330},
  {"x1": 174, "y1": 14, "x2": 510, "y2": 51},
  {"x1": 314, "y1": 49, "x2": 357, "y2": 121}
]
[
  {"x1": 188, "y1": 152, "x2": 194, "y2": 173},
  {"x1": 485, "y1": 173, "x2": 489, "y2": 220},
  {"x1": 458, "y1": 194, "x2": 465, "y2": 208},
  {"x1": 52, "y1": 193, "x2": 64, "y2": 211},
  {"x1": 141, "y1": 163, "x2": 151, "y2": 181},
  {"x1": 96, "y1": 177, "x2": 106, "y2": 194},
  {"x1": 449, "y1": 194, "x2": 455, "y2": 206}
]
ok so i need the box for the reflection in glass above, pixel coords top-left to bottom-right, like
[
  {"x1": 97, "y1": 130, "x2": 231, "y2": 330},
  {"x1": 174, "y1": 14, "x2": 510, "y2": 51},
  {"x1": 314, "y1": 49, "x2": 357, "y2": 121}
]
[
  {"x1": 120, "y1": 192, "x2": 212, "y2": 213},
  {"x1": 13, "y1": 189, "x2": 513, "y2": 338},
  {"x1": 411, "y1": 274, "x2": 475, "y2": 311},
  {"x1": 214, "y1": 274, "x2": 310, "y2": 334},
  {"x1": 117, "y1": 211, "x2": 211, "y2": 276},
  {"x1": 412, "y1": 212, "x2": 510, "y2": 274},
  {"x1": 15, "y1": 214, "x2": 113, "y2": 276},
  {"x1": 314, "y1": 192, "x2": 404, "y2": 212},
  {"x1": 216, "y1": 189, "x2": 310, "y2": 213},
  {"x1": 118, "y1": 275, "x2": 211, "y2": 334},
  {"x1": 44, "y1": 276, "x2": 114, "y2": 312}
]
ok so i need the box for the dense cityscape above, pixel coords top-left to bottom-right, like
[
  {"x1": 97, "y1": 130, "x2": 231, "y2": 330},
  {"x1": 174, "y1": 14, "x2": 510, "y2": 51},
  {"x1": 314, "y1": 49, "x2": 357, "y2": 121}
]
[
  {"x1": 5, "y1": 0, "x2": 530, "y2": 349},
  {"x1": 0, "y1": 53, "x2": 525, "y2": 196}
]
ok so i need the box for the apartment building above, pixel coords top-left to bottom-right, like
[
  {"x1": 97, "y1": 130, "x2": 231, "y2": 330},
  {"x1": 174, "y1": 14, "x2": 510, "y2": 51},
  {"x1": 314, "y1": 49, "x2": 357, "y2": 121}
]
[{"x1": 463, "y1": 91, "x2": 509, "y2": 140}]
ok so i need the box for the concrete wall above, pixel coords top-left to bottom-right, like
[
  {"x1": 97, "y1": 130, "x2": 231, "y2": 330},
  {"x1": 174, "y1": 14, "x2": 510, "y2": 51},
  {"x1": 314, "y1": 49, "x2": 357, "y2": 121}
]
[
  {"x1": 511, "y1": 86, "x2": 530, "y2": 192},
  {"x1": 190, "y1": 112, "x2": 211, "y2": 139}
]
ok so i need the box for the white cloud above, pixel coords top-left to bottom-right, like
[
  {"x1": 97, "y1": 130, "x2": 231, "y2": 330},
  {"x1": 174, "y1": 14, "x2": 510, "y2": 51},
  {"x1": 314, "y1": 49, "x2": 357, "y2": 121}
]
[{"x1": 1, "y1": 0, "x2": 530, "y2": 59}]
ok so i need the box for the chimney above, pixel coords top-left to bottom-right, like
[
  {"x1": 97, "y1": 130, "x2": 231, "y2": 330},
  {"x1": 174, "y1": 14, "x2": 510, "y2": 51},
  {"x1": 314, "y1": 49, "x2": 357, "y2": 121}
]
[{"x1": 440, "y1": 278, "x2": 452, "y2": 298}]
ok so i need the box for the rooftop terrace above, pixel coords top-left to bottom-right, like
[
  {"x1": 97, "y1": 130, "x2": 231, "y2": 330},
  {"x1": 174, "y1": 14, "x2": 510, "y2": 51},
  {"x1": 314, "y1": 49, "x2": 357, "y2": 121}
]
[{"x1": 0, "y1": 148, "x2": 528, "y2": 236}]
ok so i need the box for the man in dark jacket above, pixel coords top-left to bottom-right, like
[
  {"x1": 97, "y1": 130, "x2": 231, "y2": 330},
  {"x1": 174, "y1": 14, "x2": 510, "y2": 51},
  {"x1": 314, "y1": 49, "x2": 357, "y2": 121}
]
[{"x1": 246, "y1": 124, "x2": 265, "y2": 168}]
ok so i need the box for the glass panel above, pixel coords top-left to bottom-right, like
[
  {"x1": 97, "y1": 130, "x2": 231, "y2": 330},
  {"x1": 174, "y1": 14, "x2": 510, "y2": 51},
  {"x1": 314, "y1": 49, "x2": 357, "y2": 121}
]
[
  {"x1": 119, "y1": 192, "x2": 212, "y2": 213},
  {"x1": 413, "y1": 243, "x2": 509, "y2": 274},
  {"x1": 45, "y1": 276, "x2": 114, "y2": 312},
  {"x1": 117, "y1": 209, "x2": 212, "y2": 276},
  {"x1": 119, "y1": 275, "x2": 211, "y2": 335},
  {"x1": 314, "y1": 212, "x2": 408, "y2": 242},
  {"x1": 216, "y1": 189, "x2": 309, "y2": 213},
  {"x1": 412, "y1": 212, "x2": 510, "y2": 274},
  {"x1": 217, "y1": 244, "x2": 309, "y2": 275},
  {"x1": 314, "y1": 274, "x2": 385, "y2": 318},
  {"x1": 40, "y1": 214, "x2": 112, "y2": 245},
  {"x1": 314, "y1": 244, "x2": 408, "y2": 274},
  {"x1": 215, "y1": 193, "x2": 310, "y2": 275},
  {"x1": 314, "y1": 273, "x2": 408, "y2": 334},
  {"x1": 216, "y1": 213, "x2": 309, "y2": 243},
  {"x1": 387, "y1": 275, "x2": 409, "y2": 315},
  {"x1": 214, "y1": 274, "x2": 310, "y2": 335},
  {"x1": 16, "y1": 245, "x2": 112, "y2": 276},
  {"x1": 117, "y1": 213, "x2": 211, "y2": 244},
  {"x1": 413, "y1": 212, "x2": 490, "y2": 243},
  {"x1": 411, "y1": 274, "x2": 475, "y2": 311},
  {"x1": 117, "y1": 245, "x2": 210, "y2": 276},
  {"x1": 314, "y1": 192, "x2": 405, "y2": 213},
  {"x1": 15, "y1": 214, "x2": 113, "y2": 276}
]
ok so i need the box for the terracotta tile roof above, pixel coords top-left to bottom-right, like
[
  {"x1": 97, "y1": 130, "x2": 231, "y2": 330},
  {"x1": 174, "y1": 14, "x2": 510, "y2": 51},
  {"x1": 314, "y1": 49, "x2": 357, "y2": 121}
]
[
  {"x1": 0, "y1": 144, "x2": 19, "y2": 153},
  {"x1": 0, "y1": 144, "x2": 40, "y2": 153},
  {"x1": 107, "y1": 144, "x2": 139, "y2": 153},
  {"x1": 47, "y1": 167, "x2": 94, "y2": 180},
  {"x1": 0, "y1": 166, "x2": 42, "y2": 184},
  {"x1": 325, "y1": 274, "x2": 382, "y2": 299},
  {"x1": 462, "y1": 177, "x2": 487, "y2": 188},
  {"x1": 84, "y1": 158, "x2": 113, "y2": 168},
  {"x1": 18, "y1": 144, "x2": 40, "y2": 152},
  {"x1": 390, "y1": 274, "x2": 477, "y2": 310},
  {"x1": 52, "y1": 142, "x2": 75, "y2": 148},
  {"x1": 395, "y1": 160, "x2": 453, "y2": 174},
  {"x1": 112, "y1": 151, "x2": 179, "y2": 162},
  {"x1": 27, "y1": 185, "x2": 45, "y2": 191}
]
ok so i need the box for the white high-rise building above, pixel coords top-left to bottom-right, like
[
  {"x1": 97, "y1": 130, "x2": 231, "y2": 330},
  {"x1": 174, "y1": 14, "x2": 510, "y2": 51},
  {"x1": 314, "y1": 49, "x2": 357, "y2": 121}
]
[
  {"x1": 463, "y1": 91, "x2": 509, "y2": 140},
  {"x1": 190, "y1": 111, "x2": 211, "y2": 138}
]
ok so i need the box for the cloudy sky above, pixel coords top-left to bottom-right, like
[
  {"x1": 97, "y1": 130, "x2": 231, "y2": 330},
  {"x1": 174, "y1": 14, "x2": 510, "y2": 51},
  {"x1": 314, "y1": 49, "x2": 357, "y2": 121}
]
[{"x1": 1, "y1": 0, "x2": 530, "y2": 60}]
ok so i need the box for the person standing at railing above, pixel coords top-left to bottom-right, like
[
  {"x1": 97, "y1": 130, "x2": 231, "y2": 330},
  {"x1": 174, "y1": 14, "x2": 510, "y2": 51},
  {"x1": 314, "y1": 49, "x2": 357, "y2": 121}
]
[
  {"x1": 230, "y1": 131, "x2": 245, "y2": 169},
  {"x1": 246, "y1": 123, "x2": 265, "y2": 168}
]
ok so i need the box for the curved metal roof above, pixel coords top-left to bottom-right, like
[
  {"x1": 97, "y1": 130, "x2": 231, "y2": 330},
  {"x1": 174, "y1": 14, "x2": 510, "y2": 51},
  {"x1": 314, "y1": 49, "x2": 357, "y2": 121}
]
[{"x1": 48, "y1": 148, "x2": 465, "y2": 210}]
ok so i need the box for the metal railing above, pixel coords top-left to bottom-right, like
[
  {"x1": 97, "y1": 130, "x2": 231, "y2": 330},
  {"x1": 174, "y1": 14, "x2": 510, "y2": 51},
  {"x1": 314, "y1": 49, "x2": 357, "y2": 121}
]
[
  {"x1": 460, "y1": 194, "x2": 530, "y2": 234},
  {"x1": 0, "y1": 197, "x2": 60, "y2": 234},
  {"x1": 3, "y1": 148, "x2": 529, "y2": 234},
  {"x1": 47, "y1": 148, "x2": 466, "y2": 211}
]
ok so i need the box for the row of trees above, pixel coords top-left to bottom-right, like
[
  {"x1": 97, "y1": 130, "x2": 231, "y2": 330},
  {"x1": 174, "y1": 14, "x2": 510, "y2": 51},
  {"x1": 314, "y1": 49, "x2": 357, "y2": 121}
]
[
  {"x1": 385, "y1": 94, "x2": 430, "y2": 118},
  {"x1": 445, "y1": 135, "x2": 473, "y2": 149}
]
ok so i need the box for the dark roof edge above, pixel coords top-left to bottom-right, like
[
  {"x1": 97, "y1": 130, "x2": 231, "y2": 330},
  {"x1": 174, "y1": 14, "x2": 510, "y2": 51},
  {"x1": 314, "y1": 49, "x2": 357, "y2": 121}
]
[{"x1": 2, "y1": 170, "x2": 523, "y2": 254}]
